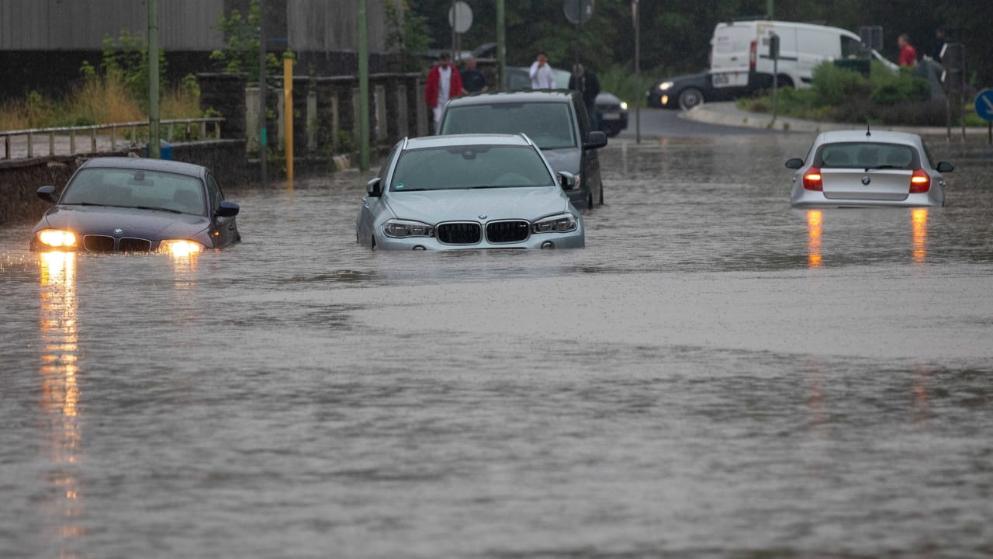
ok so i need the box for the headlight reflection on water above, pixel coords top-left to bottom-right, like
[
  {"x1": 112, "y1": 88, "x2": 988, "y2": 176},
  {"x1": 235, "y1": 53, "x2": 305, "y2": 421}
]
[{"x1": 38, "y1": 251, "x2": 85, "y2": 549}]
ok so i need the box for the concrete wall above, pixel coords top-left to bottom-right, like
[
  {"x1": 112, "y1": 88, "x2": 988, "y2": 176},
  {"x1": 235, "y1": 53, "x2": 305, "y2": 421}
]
[{"x1": 0, "y1": 140, "x2": 247, "y2": 225}]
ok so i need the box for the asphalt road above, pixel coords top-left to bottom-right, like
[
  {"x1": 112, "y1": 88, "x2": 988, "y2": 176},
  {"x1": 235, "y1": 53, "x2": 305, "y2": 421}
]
[
  {"x1": 2, "y1": 126, "x2": 992, "y2": 558},
  {"x1": 619, "y1": 106, "x2": 776, "y2": 138}
]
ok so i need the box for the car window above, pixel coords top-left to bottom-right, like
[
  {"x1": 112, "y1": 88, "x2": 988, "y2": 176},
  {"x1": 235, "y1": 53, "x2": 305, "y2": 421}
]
[
  {"x1": 390, "y1": 145, "x2": 554, "y2": 191},
  {"x1": 441, "y1": 102, "x2": 577, "y2": 150},
  {"x1": 841, "y1": 36, "x2": 868, "y2": 59},
  {"x1": 206, "y1": 174, "x2": 222, "y2": 212},
  {"x1": 815, "y1": 142, "x2": 917, "y2": 169},
  {"x1": 62, "y1": 168, "x2": 207, "y2": 215},
  {"x1": 379, "y1": 142, "x2": 400, "y2": 180}
]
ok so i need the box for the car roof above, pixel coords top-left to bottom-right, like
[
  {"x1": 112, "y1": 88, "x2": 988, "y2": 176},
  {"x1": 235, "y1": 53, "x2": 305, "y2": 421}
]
[
  {"x1": 404, "y1": 134, "x2": 532, "y2": 150},
  {"x1": 816, "y1": 130, "x2": 923, "y2": 147},
  {"x1": 446, "y1": 90, "x2": 576, "y2": 107},
  {"x1": 79, "y1": 157, "x2": 208, "y2": 178}
]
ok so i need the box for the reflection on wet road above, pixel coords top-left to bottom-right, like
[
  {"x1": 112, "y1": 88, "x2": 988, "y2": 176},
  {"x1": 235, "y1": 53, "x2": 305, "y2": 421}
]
[{"x1": 1, "y1": 134, "x2": 992, "y2": 557}]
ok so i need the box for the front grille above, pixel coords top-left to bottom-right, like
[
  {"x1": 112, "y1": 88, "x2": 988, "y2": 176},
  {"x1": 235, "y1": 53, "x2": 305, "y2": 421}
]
[
  {"x1": 83, "y1": 235, "x2": 115, "y2": 252},
  {"x1": 118, "y1": 238, "x2": 152, "y2": 252},
  {"x1": 598, "y1": 103, "x2": 621, "y2": 112},
  {"x1": 436, "y1": 222, "x2": 481, "y2": 244},
  {"x1": 486, "y1": 220, "x2": 530, "y2": 243}
]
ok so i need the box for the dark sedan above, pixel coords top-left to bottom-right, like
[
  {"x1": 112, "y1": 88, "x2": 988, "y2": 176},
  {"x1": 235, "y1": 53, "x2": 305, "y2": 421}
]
[{"x1": 31, "y1": 157, "x2": 240, "y2": 255}]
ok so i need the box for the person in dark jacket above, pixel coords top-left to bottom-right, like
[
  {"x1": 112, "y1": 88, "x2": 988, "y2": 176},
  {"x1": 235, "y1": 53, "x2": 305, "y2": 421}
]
[
  {"x1": 568, "y1": 63, "x2": 601, "y2": 127},
  {"x1": 460, "y1": 56, "x2": 487, "y2": 93}
]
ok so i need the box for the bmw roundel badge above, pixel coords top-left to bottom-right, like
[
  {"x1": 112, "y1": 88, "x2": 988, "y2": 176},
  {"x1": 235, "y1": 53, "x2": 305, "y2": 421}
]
[
  {"x1": 114, "y1": 228, "x2": 124, "y2": 235},
  {"x1": 861, "y1": 175, "x2": 871, "y2": 186}
]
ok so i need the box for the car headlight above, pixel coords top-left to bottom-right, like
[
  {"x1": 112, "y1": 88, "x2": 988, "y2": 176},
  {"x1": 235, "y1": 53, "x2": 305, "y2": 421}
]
[
  {"x1": 532, "y1": 214, "x2": 578, "y2": 234},
  {"x1": 659, "y1": 81, "x2": 673, "y2": 91},
  {"x1": 159, "y1": 239, "x2": 205, "y2": 257},
  {"x1": 619, "y1": 101, "x2": 629, "y2": 110},
  {"x1": 384, "y1": 219, "x2": 433, "y2": 238},
  {"x1": 36, "y1": 229, "x2": 77, "y2": 249}
]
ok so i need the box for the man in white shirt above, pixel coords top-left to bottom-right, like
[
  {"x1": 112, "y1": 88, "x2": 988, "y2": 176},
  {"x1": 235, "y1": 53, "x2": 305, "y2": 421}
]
[
  {"x1": 529, "y1": 52, "x2": 556, "y2": 89},
  {"x1": 425, "y1": 53, "x2": 464, "y2": 133}
]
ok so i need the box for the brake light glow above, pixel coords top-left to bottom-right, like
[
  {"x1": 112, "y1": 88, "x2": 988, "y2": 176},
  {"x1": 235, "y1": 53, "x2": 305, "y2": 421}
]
[
  {"x1": 802, "y1": 167, "x2": 823, "y2": 191},
  {"x1": 749, "y1": 40, "x2": 757, "y2": 71},
  {"x1": 910, "y1": 169, "x2": 930, "y2": 193}
]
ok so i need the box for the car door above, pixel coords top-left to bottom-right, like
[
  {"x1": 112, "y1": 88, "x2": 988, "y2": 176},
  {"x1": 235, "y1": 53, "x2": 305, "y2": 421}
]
[
  {"x1": 206, "y1": 173, "x2": 237, "y2": 247},
  {"x1": 572, "y1": 94, "x2": 602, "y2": 207}
]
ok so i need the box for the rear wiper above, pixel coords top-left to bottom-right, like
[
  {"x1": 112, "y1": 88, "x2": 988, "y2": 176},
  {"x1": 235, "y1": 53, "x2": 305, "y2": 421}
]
[{"x1": 135, "y1": 205, "x2": 183, "y2": 214}]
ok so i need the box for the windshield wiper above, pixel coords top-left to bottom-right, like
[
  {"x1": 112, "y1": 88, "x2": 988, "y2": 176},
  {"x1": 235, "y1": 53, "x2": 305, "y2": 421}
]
[{"x1": 134, "y1": 205, "x2": 183, "y2": 214}]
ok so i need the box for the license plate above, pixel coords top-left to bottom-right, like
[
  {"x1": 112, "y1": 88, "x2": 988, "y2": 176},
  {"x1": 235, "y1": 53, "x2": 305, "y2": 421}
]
[
  {"x1": 712, "y1": 72, "x2": 747, "y2": 88},
  {"x1": 601, "y1": 112, "x2": 621, "y2": 120}
]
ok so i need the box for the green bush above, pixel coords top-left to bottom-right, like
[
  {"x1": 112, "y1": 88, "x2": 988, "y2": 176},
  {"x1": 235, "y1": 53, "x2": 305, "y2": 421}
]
[
  {"x1": 869, "y1": 64, "x2": 929, "y2": 105},
  {"x1": 598, "y1": 65, "x2": 657, "y2": 108},
  {"x1": 811, "y1": 63, "x2": 870, "y2": 106}
]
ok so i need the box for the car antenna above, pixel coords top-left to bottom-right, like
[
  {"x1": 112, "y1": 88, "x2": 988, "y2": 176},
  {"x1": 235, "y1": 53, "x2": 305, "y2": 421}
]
[{"x1": 866, "y1": 119, "x2": 871, "y2": 137}]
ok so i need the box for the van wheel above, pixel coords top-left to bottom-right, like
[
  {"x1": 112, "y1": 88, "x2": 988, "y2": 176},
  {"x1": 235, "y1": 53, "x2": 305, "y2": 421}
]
[
  {"x1": 678, "y1": 88, "x2": 704, "y2": 111},
  {"x1": 776, "y1": 75, "x2": 794, "y2": 88}
]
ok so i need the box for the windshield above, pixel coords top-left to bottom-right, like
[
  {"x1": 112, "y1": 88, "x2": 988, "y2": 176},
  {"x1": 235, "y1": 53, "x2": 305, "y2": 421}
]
[
  {"x1": 61, "y1": 168, "x2": 206, "y2": 215},
  {"x1": 441, "y1": 103, "x2": 577, "y2": 150},
  {"x1": 816, "y1": 142, "x2": 917, "y2": 169},
  {"x1": 390, "y1": 145, "x2": 555, "y2": 191}
]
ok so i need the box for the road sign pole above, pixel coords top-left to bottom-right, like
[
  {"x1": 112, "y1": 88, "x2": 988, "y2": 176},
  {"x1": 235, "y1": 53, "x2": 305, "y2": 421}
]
[
  {"x1": 633, "y1": 0, "x2": 640, "y2": 144},
  {"x1": 358, "y1": 0, "x2": 370, "y2": 171},
  {"x1": 147, "y1": 0, "x2": 160, "y2": 159},
  {"x1": 496, "y1": 0, "x2": 506, "y2": 88},
  {"x1": 259, "y1": 0, "x2": 267, "y2": 185}
]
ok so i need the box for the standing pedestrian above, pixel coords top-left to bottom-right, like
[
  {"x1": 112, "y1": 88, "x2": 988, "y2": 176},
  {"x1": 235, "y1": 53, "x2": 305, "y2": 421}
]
[
  {"x1": 424, "y1": 53, "x2": 464, "y2": 134},
  {"x1": 568, "y1": 63, "x2": 601, "y2": 128},
  {"x1": 460, "y1": 56, "x2": 487, "y2": 94},
  {"x1": 933, "y1": 28, "x2": 946, "y2": 60},
  {"x1": 897, "y1": 34, "x2": 918, "y2": 68},
  {"x1": 529, "y1": 52, "x2": 556, "y2": 90}
]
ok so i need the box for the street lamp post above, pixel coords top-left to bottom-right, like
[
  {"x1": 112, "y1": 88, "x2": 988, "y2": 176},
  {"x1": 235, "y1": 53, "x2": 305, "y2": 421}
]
[
  {"x1": 358, "y1": 0, "x2": 370, "y2": 171},
  {"x1": 258, "y1": 0, "x2": 267, "y2": 186},
  {"x1": 633, "y1": 0, "x2": 640, "y2": 144},
  {"x1": 496, "y1": 0, "x2": 506, "y2": 88}
]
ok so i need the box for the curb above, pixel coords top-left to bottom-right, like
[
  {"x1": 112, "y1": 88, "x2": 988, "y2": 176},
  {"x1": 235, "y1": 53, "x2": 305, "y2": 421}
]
[{"x1": 681, "y1": 102, "x2": 990, "y2": 136}]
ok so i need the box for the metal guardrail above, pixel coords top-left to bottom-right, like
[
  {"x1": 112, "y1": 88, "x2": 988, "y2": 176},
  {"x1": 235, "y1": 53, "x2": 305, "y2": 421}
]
[{"x1": 0, "y1": 117, "x2": 224, "y2": 160}]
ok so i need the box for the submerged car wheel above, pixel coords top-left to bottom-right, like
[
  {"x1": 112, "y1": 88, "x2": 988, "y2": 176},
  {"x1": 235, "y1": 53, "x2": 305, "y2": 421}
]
[{"x1": 678, "y1": 87, "x2": 703, "y2": 111}]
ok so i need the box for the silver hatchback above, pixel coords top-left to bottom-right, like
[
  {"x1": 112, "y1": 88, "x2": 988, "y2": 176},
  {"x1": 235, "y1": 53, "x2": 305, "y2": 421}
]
[
  {"x1": 356, "y1": 134, "x2": 585, "y2": 250},
  {"x1": 787, "y1": 130, "x2": 954, "y2": 207}
]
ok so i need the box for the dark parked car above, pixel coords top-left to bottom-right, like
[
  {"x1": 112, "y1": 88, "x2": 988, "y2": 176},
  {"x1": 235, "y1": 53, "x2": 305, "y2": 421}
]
[
  {"x1": 647, "y1": 72, "x2": 729, "y2": 110},
  {"x1": 504, "y1": 66, "x2": 628, "y2": 138},
  {"x1": 31, "y1": 157, "x2": 240, "y2": 255},
  {"x1": 439, "y1": 90, "x2": 607, "y2": 209}
]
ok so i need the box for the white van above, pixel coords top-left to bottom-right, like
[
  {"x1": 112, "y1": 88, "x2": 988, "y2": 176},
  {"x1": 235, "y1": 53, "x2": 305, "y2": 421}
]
[{"x1": 709, "y1": 20, "x2": 896, "y2": 91}]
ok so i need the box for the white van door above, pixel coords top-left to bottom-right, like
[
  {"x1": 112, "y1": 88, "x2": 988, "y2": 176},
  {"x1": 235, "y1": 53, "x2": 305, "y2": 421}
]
[
  {"x1": 757, "y1": 23, "x2": 799, "y2": 85},
  {"x1": 795, "y1": 28, "x2": 843, "y2": 84},
  {"x1": 710, "y1": 22, "x2": 755, "y2": 89}
]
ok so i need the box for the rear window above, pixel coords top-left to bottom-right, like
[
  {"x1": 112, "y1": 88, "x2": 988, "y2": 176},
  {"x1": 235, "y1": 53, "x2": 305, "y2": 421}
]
[
  {"x1": 441, "y1": 102, "x2": 576, "y2": 150},
  {"x1": 62, "y1": 168, "x2": 206, "y2": 215},
  {"x1": 390, "y1": 145, "x2": 554, "y2": 191},
  {"x1": 815, "y1": 142, "x2": 918, "y2": 170}
]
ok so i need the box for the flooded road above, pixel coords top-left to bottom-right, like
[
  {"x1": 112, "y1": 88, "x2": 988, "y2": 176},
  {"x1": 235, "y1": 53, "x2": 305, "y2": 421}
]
[{"x1": 2, "y1": 132, "x2": 992, "y2": 558}]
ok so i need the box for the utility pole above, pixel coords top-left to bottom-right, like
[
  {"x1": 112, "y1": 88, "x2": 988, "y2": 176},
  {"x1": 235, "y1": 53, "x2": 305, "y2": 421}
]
[
  {"x1": 147, "y1": 0, "x2": 160, "y2": 158},
  {"x1": 766, "y1": 0, "x2": 774, "y2": 19},
  {"x1": 358, "y1": 0, "x2": 370, "y2": 171},
  {"x1": 258, "y1": 0, "x2": 268, "y2": 186},
  {"x1": 633, "y1": 0, "x2": 640, "y2": 144},
  {"x1": 496, "y1": 0, "x2": 506, "y2": 88}
]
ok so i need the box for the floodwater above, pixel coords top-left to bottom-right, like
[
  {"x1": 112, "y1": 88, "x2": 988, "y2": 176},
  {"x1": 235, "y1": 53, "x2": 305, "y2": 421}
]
[{"x1": 1, "y1": 133, "x2": 992, "y2": 558}]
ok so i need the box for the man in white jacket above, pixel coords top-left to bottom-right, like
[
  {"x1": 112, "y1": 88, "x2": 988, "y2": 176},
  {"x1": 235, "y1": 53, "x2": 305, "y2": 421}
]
[{"x1": 529, "y1": 52, "x2": 556, "y2": 89}]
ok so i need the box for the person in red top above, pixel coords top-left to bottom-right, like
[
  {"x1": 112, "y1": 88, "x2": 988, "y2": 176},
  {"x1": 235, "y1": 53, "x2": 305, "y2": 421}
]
[
  {"x1": 897, "y1": 34, "x2": 918, "y2": 67},
  {"x1": 424, "y1": 53, "x2": 464, "y2": 134}
]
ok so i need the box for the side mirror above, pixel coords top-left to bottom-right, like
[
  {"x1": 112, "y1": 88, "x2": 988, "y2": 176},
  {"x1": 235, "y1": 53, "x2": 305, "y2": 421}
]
[
  {"x1": 37, "y1": 185, "x2": 58, "y2": 203},
  {"x1": 785, "y1": 158, "x2": 804, "y2": 170},
  {"x1": 367, "y1": 177, "x2": 383, "y2": 197},
  {"x1": 936, "y1": 161, "x2": 954, "y2": 173},
  {"x1": 558, "y1": 171, "x2": 577, "y2": 190},
  {"x1": 583, "y1": 131, "x2": 608, "y2": 150},
  {"x1": 216, "y1": 200, "x2": 240, "y2": 217}
]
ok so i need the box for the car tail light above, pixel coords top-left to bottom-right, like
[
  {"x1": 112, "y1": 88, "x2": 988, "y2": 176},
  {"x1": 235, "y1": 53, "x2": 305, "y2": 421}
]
[
  {"x1": 749, "y1": 40, "x2": 757, "y2": 71},
  {"x1": 909, "y1": 169, "x2": 931, "y2": 193},
  {"x1": 803, "y1": 167, "x2": 823, "y2": 191}
]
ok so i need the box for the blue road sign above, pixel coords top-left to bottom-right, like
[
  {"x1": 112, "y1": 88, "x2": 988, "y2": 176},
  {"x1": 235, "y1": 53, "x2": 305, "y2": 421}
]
[{"x1": 975, "y1": 89, "x2": 993, "y2": 122}]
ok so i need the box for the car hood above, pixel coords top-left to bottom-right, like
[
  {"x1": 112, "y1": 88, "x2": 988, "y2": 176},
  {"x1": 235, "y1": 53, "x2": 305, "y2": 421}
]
[
  {"x1": 40, "y1": 205, "x2": 210, "y2": 239},
  {"x1": 385, "y1": 186, "x2": 571, "y2": 223},
  {"x1": 539, "y1": 148, "x2": 581, "y2": 174},
  {"x1": 596, "y1": 91, "x2": 621, "y2": 105}
]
